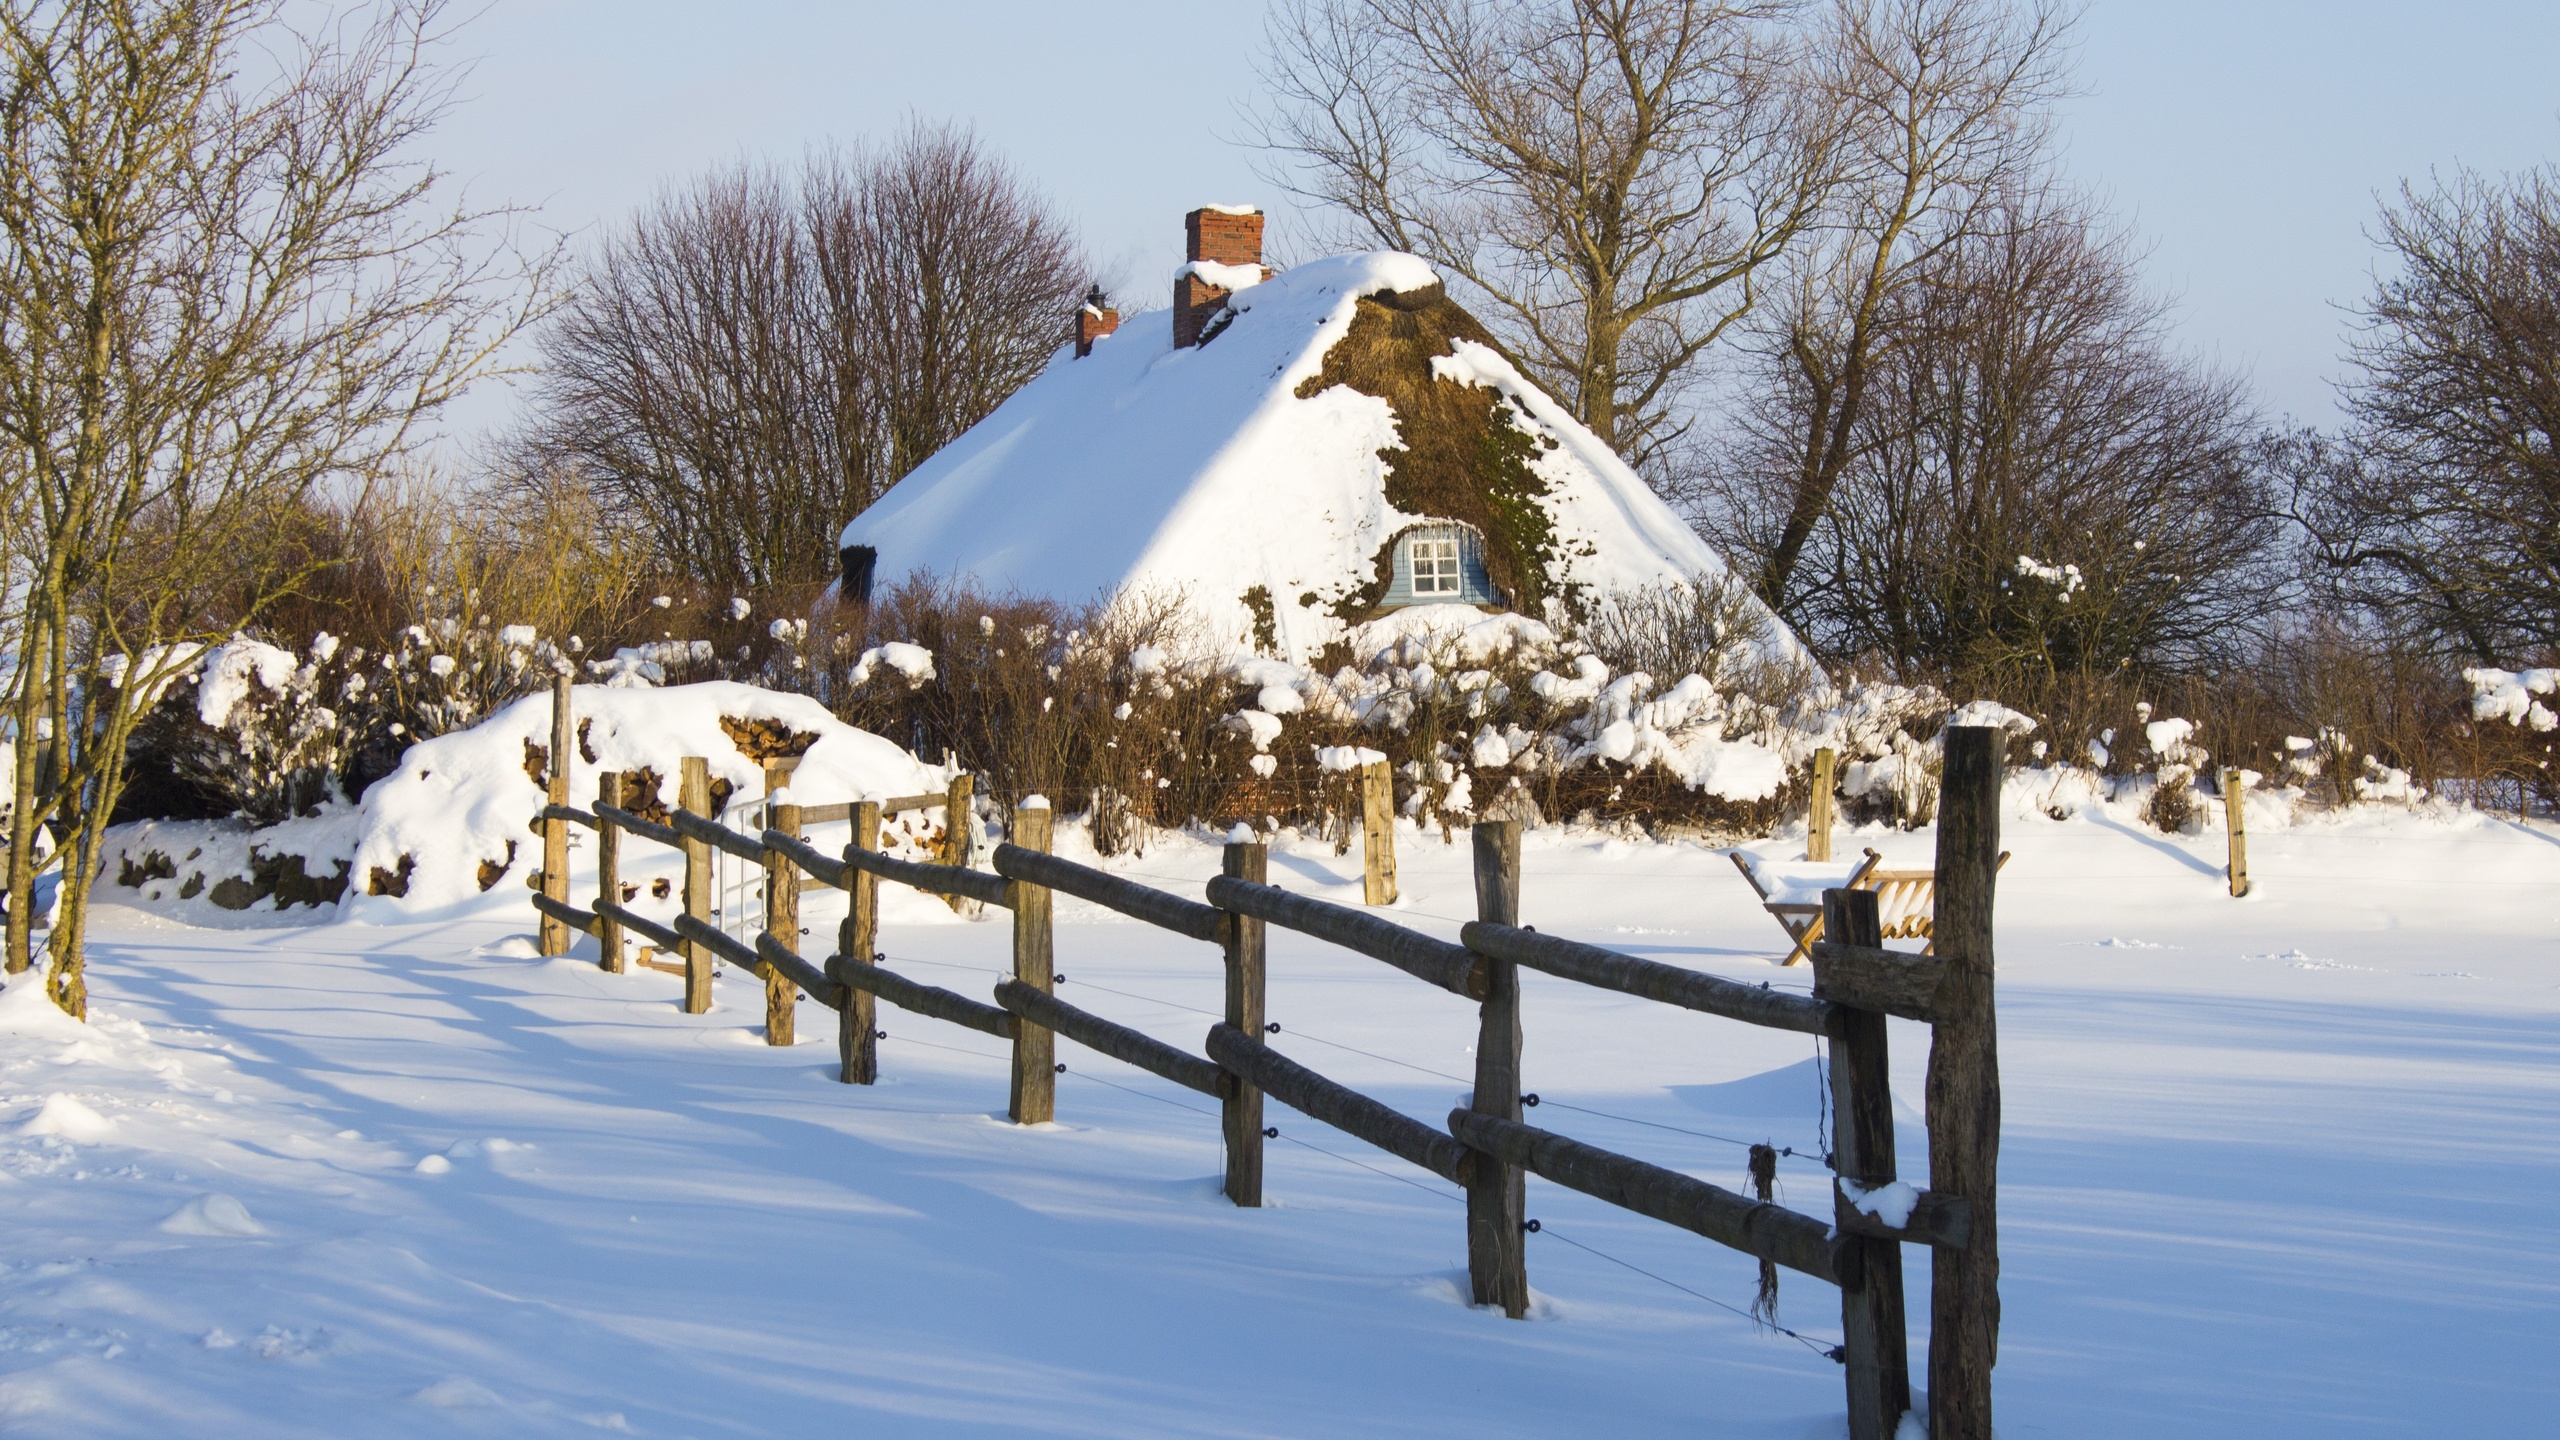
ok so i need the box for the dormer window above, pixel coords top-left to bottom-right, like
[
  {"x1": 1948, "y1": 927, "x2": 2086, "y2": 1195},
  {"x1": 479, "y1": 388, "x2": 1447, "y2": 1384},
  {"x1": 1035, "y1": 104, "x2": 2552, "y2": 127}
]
[
  {"x1": 1410, "y1": 535, "x2": 1460, "y2": 596},
  {"x1": 1387, "y1": 522, "x2": 1499, "y2": 608}
]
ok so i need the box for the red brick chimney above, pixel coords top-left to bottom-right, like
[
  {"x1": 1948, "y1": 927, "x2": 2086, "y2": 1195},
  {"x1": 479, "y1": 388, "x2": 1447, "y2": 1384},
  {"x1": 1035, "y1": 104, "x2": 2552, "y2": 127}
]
[
  {"x1": 1073, "y1": 284, "x2": 1118, "y2": 358},
  {"x1": 1174, "y1": 205, "x2": 1267, "y2": 349}
]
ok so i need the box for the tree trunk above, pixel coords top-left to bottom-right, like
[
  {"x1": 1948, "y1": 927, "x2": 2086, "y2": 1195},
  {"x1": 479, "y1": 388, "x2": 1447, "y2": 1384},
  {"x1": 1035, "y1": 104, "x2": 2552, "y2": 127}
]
[
  {"x1": 1764, "y1": 313, "x2": 1881, "y2": 608},
  {"x1": 4, "y1": 607, "x2": 51, "y2": 976}
]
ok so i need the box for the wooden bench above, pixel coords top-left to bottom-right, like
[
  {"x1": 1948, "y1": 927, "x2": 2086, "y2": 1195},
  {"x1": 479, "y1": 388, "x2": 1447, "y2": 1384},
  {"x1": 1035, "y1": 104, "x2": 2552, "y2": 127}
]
[{"x1": 1732, "y1": 847, "x2": 2009, "y2": 966}]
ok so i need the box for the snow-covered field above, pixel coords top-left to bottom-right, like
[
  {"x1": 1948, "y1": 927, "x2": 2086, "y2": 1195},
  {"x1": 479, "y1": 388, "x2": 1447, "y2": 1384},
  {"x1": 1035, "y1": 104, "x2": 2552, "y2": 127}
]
[{"x1": 2, "y1": 806, "x2": 2553, "y2": 1436}]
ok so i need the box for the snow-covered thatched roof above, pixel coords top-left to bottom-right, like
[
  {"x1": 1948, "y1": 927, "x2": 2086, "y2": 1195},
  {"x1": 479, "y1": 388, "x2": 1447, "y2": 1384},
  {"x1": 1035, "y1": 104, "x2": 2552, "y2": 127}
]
[{"x1": 840, "y1": 251, "x2": 1766, "y2": 661}]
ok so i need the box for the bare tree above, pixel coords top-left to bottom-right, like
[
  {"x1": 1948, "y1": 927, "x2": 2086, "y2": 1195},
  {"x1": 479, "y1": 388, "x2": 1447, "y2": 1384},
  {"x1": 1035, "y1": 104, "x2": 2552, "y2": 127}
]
[
  {"x1": 529, "y1": 164, "x2": 838, "y2": 593},
  {"x1": 811, "y1": 126, "x2": 1091, "y2": 488},
  {"x1": 531, "y1": 124, "x2": 1087, "y2": 593},
  {"x1": 2300, "y1": 164, "x2": 2560, "y2": 659},
  {"x1": 1254, "y1": 0, "x2": 1838, "y2": 472},
  {"x1": 1745, "y1": 0, "x2": 2075, "y2": 612},
  {"x1": 0, "y1": 0, "x2": 547, "y2": 1015},
  {"x1": 1710, "y1": 193, "x2": 2274, "y2": 674}
]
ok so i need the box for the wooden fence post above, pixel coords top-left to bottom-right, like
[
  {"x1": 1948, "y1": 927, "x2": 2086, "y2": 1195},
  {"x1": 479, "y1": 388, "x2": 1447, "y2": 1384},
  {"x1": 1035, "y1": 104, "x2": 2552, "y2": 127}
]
[
  {"x1": 1221, "y1": 835, "x2": 1267, "y2": 1206},
  {"x1": 764, "y1": 801, "x2": 801, "y2": 1046},
  {"x1": 595, "y1": 772, "x2": 623, "y2": 973},
  {"x1": 1467, "y1": 819, "x2": 1529, "y2": 1318},
  {"x1": 1360, "y1": 758, "x2": 1398, "y2": 906},
  {"x1": 538, "y1": 672, "x2": 573, "y2": 956},
  {"x1": 1931, "y1": 726, "x2": 2004, "y2": 1440},
  {"x1": 678, "y1": 756, "x2": 714, "y2": 1015},
  {"x1": 1808, "y1": 746, "x2": 1838, "y2": 863},
  {"x1": 1824, "y1": 886, "x2": 1910, "y2": 1440},
  {"x1": 1008, "y1": 800, "x2": 1056, "y2": 1124},
  {"x1": 941, "y1": 772, "x2": 974, "y2": 913},
  {"x1": 2222, "y1": 767, "x2": 2250, "y2": 898},
  {"x1": 832, "y1": 800, "x2": 882, "y2": 1084}
]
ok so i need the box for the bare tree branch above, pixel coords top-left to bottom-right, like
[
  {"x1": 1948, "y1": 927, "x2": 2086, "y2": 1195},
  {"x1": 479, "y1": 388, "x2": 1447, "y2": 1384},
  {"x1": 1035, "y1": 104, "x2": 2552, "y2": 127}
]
[
  {"x1": 0, "y1": 0, "x2": 553, "y2": 1014},
  {"x1": 1252, "y1": 0, "x2": 1838, "y2": 473},
  {"x1": 2301, "y1": 165, "x2": 2560, "y2": 659},
  {"x1": 1745, "y1": 0, "x2": 2076, "y2": 610},
  {"x1": 527, "y1": 122, "x2": 1088, "y2": 593}
]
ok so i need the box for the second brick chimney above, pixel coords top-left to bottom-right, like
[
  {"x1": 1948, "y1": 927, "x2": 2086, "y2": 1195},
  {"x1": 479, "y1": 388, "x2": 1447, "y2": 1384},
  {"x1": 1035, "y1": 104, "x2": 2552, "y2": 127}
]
[
  {"x1": 1173, "y1": 205, "x2": 1267, "y2": 349},
  {"x1": 1074, "y1": 284, "x2": 1118, "y2": 358}
]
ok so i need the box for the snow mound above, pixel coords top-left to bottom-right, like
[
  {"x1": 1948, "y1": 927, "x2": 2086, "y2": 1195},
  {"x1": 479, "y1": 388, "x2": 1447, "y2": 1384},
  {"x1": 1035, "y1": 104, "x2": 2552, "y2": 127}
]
[
  {"x1": 1344, "y1": 604, "x2": 1556, "y2": 667},
  {"x1": 351, "y1": 681, "x2": 948, "y2": 919},
  {"x1": 160, "y1": 1192, "x2": 268, "y2": 1237},
  {"x1": 20, "y1": 1092, "x2": 115, "y2": 1142},
  {"x1": 0, "y1": 975, "x2": 87, "y2": 1039},
  {"x1": 412, "y1": 1377, "x2": 503, "y2": 1408}
]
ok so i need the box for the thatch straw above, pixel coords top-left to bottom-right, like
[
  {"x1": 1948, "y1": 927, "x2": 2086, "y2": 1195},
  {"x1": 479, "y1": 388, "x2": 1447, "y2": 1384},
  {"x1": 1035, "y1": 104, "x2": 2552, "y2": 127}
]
[{"x1": 1295, "y1": 289, "x2": 1562, "y2": 617}]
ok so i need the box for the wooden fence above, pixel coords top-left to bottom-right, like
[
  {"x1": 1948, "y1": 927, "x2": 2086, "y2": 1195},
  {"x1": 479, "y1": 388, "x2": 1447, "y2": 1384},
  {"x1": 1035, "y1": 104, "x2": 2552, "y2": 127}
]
[{"x1": 525, "y1": 692, "x2": 2008, "y2": 1440}]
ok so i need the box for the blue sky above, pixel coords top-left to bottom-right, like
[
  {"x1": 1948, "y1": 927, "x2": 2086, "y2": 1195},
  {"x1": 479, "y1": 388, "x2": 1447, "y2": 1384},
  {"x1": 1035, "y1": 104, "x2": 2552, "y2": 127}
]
[{"x1": 429, "y1": 0, "x2": 2560, "y2": 432}]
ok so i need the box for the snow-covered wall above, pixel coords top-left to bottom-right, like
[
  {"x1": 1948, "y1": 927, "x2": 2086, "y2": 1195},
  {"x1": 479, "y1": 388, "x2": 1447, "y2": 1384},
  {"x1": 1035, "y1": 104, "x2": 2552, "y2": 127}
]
[{"x1": 103, "y1": 683, "x2": 951, "y2": 924}]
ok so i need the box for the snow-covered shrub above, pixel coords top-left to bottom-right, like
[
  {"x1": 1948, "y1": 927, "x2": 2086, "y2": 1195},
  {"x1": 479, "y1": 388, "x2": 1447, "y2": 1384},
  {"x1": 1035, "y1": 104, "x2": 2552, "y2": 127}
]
[
  {"x1": 2354, "y1": 755, "x2": 2422, "y2": 804},
  {"x1": 369, "y1": 604, "x2": 577, "y2": 744},
  {"x1": 151, "y1": 637, "x2": 359, "y2": 823},
  {"x1": 2139, "y1": 706, "x2": 2208, "y2": 832},
  {"x1": 126, "y1": 546, "x2": 2560, "y2": 853},
  {"x1": 783, "y1": 577, "x2": 1839, "y2": 848},
  {"x1": 2458, "y1": 665, "x2": 2560, "y2": 813}
]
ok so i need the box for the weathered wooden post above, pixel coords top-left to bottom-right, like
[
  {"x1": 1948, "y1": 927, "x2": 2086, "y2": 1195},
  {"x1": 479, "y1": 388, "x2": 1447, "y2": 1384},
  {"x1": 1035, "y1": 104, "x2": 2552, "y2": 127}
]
[
  {"x1": 1824, "y1": 885, "x2": 1910, "y2": 1439},
  {"x1": 1808, "y1": 746, "x2": 1838, "y2": 863},
  {"x1": 1359, "y1": 757, "x2": 1398, "y2": 906},
  {"x1": 1221, "y1": 833, "x2": 1267, "y2": 1206},
  {"x1": 678, "y1": 756, "x2": 714, "y2": 1015},
  {"x1": 538, "y1": 672, "x2": 573, "y2": 956},
  {"x1": 764, "y1": 801, "x2": 802, "y2": 1046},
  {"x1": 1467, "y1": 818, "x2": 1529, "y2": 1318},
  {"x1": 1007, "y1": 799, "x2": 1056, "y2": 1123},
  {"x1": 595, "y1": 772, "x2": 623, "y2": 974},
  {"x1": 940, "y1": 772, "x2": 974, "y2": 914},
  {"x1": 1931, "y1": 726, "x2": 2004, "y2": 1440},
  {"x1": 831, "y1": 799, "x2": 883, "y2": 1084},
  {"x1": 2222, "y1": 767, "x2": 2250, "y2": 898}
]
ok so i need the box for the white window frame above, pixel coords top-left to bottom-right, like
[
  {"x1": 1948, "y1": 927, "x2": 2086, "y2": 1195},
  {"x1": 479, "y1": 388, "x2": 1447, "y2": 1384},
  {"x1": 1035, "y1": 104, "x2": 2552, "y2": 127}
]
[{"x1": 1408, "y1": 534, "x2": 1463, "y2": 597}]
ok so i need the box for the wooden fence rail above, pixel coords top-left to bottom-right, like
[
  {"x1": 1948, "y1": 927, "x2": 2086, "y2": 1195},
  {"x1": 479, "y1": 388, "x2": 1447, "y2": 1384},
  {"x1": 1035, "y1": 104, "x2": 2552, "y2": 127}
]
[
  {"x1": 1461, "y1": 921, "x2": 1830, "y2": 1032},
  {"x1": 845, "y1": 843, "x2": 1012, "y2": 907},
  {"x1": 1206, "y1": 1022, "x2": 1476, "y2": 1186},
  {"x1": 1446, "y1": 1107, "x2": 1846, "y2": 1282},
  {"x1": 524, "y1": 686, "x2": 2008, "y2": 1440},
  {"x1": 828, "y1": 951, "x2": 1015, "y2": 1038},
  {"x1": 1204, "y1": 875, "x2": 1485, "y2": 998}
]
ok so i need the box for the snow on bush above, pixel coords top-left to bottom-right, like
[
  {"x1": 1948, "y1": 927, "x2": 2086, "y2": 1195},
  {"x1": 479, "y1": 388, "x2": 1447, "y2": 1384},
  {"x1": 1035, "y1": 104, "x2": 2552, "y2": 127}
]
[
  {"x1": 1180, "y1": 602, "x2": 1886, "y2": 835},
  {"x1": 2013, "y1": 554, "x2": 2085, "y2": 602},
  {"x1": 2466, "y1": 666, "x2": 2560, "y2": 730},
  {"x1": 848, "y1": 642, "x2": 935, "y2": 688}
]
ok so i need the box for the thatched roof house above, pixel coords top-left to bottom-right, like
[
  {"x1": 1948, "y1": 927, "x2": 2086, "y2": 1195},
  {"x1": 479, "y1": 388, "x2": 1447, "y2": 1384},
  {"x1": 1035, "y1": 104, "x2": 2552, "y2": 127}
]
[{"x1": 838, "y1": 206, "x2": 1759, "y2": 661}]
